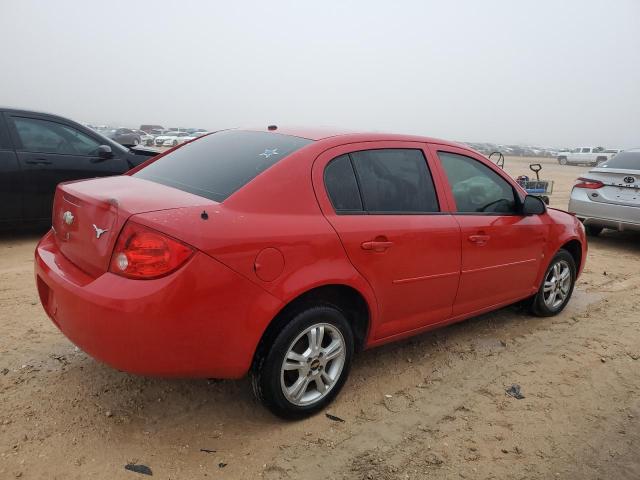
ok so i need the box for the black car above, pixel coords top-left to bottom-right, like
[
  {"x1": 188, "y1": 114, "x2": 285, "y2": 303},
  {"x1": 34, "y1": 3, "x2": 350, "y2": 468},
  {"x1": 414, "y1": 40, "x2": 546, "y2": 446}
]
[
  {"x1": 104, "y1": 127, "x2": 141, "y2": 147},
  {"x1": 0, "y1": 108, "x2": 158, "y2": 227}
]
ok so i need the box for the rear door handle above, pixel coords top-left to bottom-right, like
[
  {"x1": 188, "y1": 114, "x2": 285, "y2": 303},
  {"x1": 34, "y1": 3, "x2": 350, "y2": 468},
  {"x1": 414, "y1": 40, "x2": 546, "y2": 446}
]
[
  {"x1": 361, "y1": 240, "x2": 394, "y2": 252},
  {"x1": 468, "y1": 234, "x2": 490, "y2": 245}
]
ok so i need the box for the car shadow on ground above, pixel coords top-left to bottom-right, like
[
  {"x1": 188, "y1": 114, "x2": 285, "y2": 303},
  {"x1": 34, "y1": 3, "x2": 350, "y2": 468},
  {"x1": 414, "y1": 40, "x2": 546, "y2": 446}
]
[
  {"x1": 586, "y1": 229, "x2": 640, "y2": 254},
  {"x1": 50, "y1": 301, "x2": 542, "y2": 432}
]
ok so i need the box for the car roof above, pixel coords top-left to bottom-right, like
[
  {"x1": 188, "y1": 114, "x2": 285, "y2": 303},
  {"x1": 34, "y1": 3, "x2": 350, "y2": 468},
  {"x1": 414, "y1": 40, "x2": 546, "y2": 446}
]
[{"x1": 241, "y1": 126, "x2": 467, "y2": 149}]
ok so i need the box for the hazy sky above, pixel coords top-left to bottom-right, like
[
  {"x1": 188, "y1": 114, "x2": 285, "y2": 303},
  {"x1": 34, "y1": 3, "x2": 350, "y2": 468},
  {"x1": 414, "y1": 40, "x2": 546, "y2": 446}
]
[{"x1": 1, "y1": 0, "x2": 638, "y2": 148}]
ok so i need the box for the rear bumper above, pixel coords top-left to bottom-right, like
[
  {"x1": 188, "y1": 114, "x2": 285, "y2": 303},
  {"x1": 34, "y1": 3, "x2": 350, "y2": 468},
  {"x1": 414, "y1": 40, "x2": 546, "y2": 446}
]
[
  {"x1": 568, "y1": 189, "x2": 640, "y2": 232},
  {"x1": 35, "y1": 231, "x2": 282, "y2": 378}
]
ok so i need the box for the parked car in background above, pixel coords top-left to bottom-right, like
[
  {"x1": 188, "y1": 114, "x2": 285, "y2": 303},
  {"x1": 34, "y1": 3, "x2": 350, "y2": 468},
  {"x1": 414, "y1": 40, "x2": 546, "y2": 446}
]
[
  {"x1": 34, "y1": 127, "x2": 586, "y2": 418},
  {"x1": 105, "y1": 128, "x2": 142, "y2": 147},
  {"x1": 133, "y1": 129, "x2": 155, "y2": 146},
  {"x1": 154, "y1": 131, "x2": 192, "y2": 146},
  {"x1": 140, "y1": 124, "x2": 164, "y2": 133},
  {"x1": 0, "y1": 108, "x2": 157, "y2": 227},
  {"x1": 557, "y1": 147, "x2": 612, "y2": 166},
  {"x1": 569, "y1": 148, "x2": 640, "y2": 235},
  {"x1": 182, "y1": 131, "x2": 208, "y2": 142}
]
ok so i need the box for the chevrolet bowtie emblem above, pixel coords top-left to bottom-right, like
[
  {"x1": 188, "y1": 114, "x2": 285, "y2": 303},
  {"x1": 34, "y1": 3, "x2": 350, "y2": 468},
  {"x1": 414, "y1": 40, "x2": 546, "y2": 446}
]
[
  {"x1": 62, "y1": 211, "x2": 74, "y2": 225},
  {"x1": 92, "y1": 224, "x2": 109, "y2": 239}
]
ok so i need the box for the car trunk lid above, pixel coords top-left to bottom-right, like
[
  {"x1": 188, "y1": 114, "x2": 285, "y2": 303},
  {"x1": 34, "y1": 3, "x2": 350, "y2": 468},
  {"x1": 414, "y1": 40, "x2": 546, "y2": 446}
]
[
  {"x1": 52, "y1": 175, "x2": 216, "y2": 277},
  {"x1": 583, "y1": 168, "x2": 640, "y2": 207}
]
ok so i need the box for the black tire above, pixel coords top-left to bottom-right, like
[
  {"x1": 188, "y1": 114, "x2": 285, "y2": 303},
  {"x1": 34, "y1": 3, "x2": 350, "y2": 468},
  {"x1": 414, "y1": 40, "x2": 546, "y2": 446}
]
[
  {"x1": 172, "y1": 140, "x2": 178, "y2": 146},
  {"x1": 558, "y1": 157, "x2": 567, "y2": 165},
  {"x1": 133, "y1": 137, "x2": 140, "y2": 145},
  {"x1": 531, "y1": 249, "x2": 576, "y2": 317},
  {"x1": 251, "y1": 305, "x2": 354, "y2": 419},
  {"x1": 585, "y1": 225, "x2": 603, "y2": 236}
]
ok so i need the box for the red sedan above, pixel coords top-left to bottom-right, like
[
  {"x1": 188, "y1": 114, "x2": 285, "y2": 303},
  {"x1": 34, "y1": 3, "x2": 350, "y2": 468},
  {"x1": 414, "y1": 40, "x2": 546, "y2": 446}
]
[{"x1": 35, "y1": 128, "x2": 587, "y2": 418}]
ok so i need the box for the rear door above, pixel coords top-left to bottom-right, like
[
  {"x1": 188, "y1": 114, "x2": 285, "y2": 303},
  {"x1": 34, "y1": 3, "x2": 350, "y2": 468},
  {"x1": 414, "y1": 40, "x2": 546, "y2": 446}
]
[
  {"x1": 0, "y1": 113, "x2": 22, "y2": 223},
  {"x1": 429, "y1": 145, "x2": 548, "y2": 316},
  {"x1": 6, "y1": 113, "x2": 129, "y2": 221},
  {"x1": 313, "y1": 142, "x2": 461, "y2": 340}
]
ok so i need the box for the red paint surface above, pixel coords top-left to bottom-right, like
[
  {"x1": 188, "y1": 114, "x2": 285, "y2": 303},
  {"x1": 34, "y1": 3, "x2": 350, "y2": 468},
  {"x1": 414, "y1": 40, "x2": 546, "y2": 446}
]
[{"x1": 35, "y1": 130, "x2": 587, "y2": 377}]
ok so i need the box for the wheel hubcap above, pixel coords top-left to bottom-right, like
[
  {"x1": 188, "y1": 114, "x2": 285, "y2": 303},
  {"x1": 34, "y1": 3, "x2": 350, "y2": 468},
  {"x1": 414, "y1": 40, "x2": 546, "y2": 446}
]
[
  {"x1": 280, "y1": 323, "x2": 346, "y2": 406},
  {"x1": 543, "y1": 260, "x2": 571, "y2": 309}
]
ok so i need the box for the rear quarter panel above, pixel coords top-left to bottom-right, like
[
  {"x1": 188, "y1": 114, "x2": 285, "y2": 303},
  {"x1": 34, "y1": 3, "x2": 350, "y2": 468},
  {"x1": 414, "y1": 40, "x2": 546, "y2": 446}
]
[{"x1": 132, "y1": 143, "x2": 380, "y2": 341}]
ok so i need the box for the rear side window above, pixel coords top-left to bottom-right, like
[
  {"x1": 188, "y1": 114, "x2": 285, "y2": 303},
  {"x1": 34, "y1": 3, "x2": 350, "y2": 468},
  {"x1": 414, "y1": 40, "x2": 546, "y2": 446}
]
[
  {"x1": 600, "y1": 151, "x2": 640, "y2": 170},
  {"x1": 438, "y1": 152, "x2": 517, "y2": 214},
  {"x1": 134, "y1": 130, "x2": 312, "y2": 202}
]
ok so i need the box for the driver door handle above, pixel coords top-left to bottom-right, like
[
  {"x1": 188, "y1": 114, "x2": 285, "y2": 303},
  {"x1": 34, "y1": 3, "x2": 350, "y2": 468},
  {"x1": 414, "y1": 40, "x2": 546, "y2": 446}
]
[{"x1": 468, "y1": 234, "x2": 491, "y2": 245}]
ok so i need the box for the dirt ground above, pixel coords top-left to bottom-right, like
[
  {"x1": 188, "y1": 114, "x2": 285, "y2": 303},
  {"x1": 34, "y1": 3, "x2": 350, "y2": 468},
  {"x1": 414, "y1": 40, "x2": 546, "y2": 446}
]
[{"x1": 1, "y1": 156, "x2": 639, "y2": 479}]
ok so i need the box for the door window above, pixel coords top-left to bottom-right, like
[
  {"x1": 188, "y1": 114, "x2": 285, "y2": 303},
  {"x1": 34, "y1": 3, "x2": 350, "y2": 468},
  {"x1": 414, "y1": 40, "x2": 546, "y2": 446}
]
[
  {"x1": 324, "y1": 149, "x2": 439, "y2": 214},
  {"x1": 581, "y1": 148, "x2": 591, "y2": 153},
  {"x1": 12, "y1": 117, "x2": 101, "y2": 156},
  {"x1": 324, "y1": 154, "x2": 363, "y2": 213},
  {"x1": 438, "y1": 151, "x2": 517, "y2": 214}
]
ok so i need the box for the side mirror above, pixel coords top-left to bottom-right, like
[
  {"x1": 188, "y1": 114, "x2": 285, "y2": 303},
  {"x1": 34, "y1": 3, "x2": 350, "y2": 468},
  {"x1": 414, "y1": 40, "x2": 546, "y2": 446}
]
[
  {"x1": 97, "y1": 144, "x2": 113, "y2": 159},
  {"x1": 522, "y1": 195, "x2": 546, "y2": 215}
]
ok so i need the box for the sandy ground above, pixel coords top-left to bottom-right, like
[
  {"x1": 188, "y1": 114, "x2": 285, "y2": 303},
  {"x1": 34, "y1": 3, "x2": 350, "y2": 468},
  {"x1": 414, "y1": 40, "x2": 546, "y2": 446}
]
[{"x1": 1, "y1": 156, "x2": 639, "y2": 479}]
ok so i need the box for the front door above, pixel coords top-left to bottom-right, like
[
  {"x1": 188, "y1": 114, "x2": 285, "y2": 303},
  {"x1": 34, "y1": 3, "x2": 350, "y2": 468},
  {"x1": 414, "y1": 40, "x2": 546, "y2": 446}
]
[
  {"x1": 430, "y1": 146, "x2": 548, "y2": 316},
  {"x1": 6, "y1": 114, "x2": 128, "y2": 221},
  {"x1": 313, "y1": 143, "x2": 461, "y2": 340}
]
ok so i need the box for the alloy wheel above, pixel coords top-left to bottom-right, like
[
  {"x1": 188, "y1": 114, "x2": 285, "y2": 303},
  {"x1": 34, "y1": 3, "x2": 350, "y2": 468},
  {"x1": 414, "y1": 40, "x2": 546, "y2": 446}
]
[
  {"x1": 543, "y1": 259, "x2": 571, "y2": 309},
  {"x1": 280, "y1": 323, "x2": 346, "y2": 406}
]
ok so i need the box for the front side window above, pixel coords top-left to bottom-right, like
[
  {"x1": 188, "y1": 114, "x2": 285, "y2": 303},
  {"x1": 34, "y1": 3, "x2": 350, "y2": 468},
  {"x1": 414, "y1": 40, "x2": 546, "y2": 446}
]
[
  {"x1": 438, "y1": 151, "x2": 517, "y2": 214},
  {"x1": 12, "y1": 117, "x2": 101, "y2": 156},
  {"x1": 581, "y1": 148, "x2": 591, "y2": 153}
]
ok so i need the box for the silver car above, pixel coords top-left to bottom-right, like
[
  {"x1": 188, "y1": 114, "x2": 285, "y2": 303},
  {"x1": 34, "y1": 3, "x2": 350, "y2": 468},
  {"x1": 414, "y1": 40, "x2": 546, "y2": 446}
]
[{"x1": 568, "y1": 148, "x2": 640, "y2": 235}]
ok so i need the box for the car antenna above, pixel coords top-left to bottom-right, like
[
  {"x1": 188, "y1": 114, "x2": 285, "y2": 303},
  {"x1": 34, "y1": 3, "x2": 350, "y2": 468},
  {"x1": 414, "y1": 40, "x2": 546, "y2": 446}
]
[{"x1": 201, "y1": 210, "x2": 209, "y2": 220}]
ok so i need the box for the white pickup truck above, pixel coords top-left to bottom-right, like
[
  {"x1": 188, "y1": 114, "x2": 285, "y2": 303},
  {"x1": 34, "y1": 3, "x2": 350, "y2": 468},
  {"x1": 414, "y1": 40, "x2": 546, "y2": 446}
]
[{"x1": 557, "y1": 147, "x2": 613, "y2": 166}]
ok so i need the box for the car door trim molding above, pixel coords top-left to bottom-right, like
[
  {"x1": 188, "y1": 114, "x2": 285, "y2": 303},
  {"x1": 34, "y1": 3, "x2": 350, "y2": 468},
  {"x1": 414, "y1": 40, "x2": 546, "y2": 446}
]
[
  {"x1": 462, "y1": 257, "x2": 538, "y2": 274},
  {"x1": 392, "y1": 270, "x2": 459, "y2": 285}
]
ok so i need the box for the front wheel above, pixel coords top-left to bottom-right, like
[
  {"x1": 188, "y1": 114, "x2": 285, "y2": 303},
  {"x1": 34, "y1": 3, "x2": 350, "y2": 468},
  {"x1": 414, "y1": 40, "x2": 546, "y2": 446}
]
[
  {"x1": 558, "y1": 157, "x2": 567, "y2": 165},
  {"x1": 251, "y1": 306, "x2": 354, "y2": 419},
  {"x1": 531, "y1": 249, "x2": 576, "y2": 317}
]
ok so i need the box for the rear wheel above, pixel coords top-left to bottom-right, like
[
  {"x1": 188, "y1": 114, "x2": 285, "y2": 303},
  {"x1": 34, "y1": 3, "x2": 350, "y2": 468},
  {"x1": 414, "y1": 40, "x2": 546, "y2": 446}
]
[
  {"x1": 531, "y1": 249, "x2": 576, "y2": 317},
  {"x1": 252, "y1": 305, "x2": 354, "y2": 419},
  {"x1": 133, "y1": 137, "x2": 140, "y2": 145},
  {"x1": 585, "y1": 225, "x2": 603, "y2": 236}
]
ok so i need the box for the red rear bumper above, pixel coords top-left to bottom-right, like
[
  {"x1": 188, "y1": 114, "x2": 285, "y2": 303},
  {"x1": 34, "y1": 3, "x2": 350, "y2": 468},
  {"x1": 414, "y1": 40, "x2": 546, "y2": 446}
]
[{"x1": 35, "y1": 231, "x2": 282, "y2": 378}]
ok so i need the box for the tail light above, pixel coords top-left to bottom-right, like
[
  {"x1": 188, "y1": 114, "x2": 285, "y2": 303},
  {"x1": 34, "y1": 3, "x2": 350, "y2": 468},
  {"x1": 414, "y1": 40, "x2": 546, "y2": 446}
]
[
  {"x1": 109, "y1": 222, "x2": 194, "y2": 279},
  {"x1": 574, "y1": 177, "x2": 604, "y2": 189}
]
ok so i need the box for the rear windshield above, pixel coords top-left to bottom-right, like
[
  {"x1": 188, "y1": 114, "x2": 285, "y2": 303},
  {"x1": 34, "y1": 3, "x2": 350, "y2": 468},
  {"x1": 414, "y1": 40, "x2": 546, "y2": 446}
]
[
  {"x1": 600, "y1": 151, "x2": 640, "y2": 171},
  {"x1": 134, "y1": 130, "x2": 312, "y2": 202}
]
